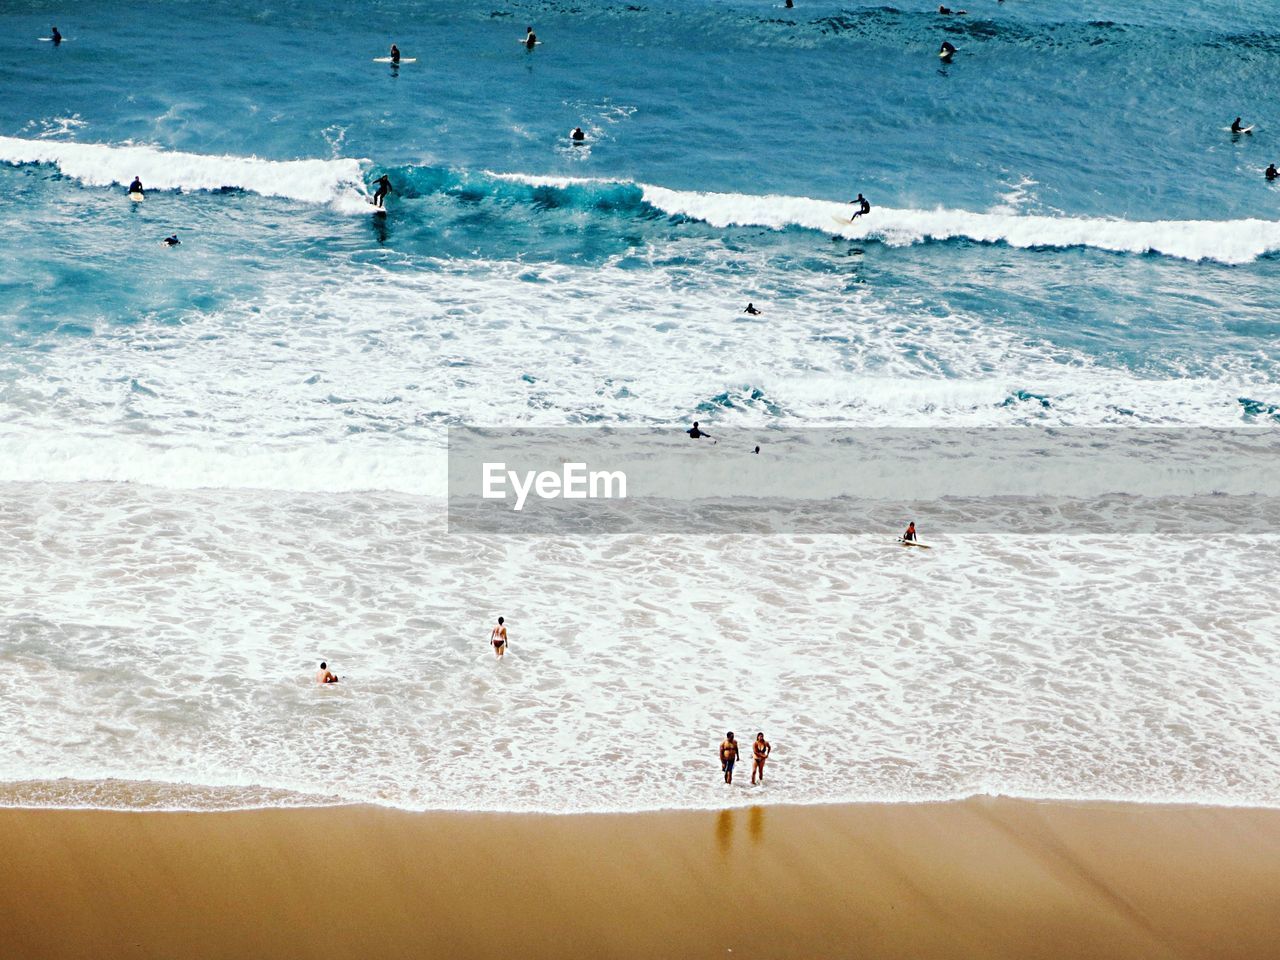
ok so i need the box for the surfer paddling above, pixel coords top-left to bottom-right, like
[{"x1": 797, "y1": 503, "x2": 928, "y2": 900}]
[
  {"x1": 751, "y1": 733, "x2": 771, "y2": 784},
  {"x1": 315, "y1": 661, "x2": 339, "y2": 684},
  {"x1": 490, "y1": 616, "x2": 508, "y2": 658},
  {"x1": 720, "y1": 732, "x2": 740, "y2": 784},
  {"x1": 848, "y1": 193, "x2": 871, "y2": 220}
]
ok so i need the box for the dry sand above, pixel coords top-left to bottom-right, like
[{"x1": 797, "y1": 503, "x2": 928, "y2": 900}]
[{"x1": 2, "y1": 797, "x2": 1279, "y2": 959}]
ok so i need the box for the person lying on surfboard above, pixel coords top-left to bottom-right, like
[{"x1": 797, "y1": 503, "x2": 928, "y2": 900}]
[
  {"x1": 372, "y1": 175, "x2": 392, "y2": 208},
  {"x1": 848, "y1": 193, "x2": 871, "y2": 220},
  {"x1": 902, "y1": 521, "x2": 917, "y2": 542}
]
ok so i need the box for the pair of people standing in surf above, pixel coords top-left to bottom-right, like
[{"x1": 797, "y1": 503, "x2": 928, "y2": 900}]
[{"x1": 719, "y1": 732, "x2": 772, "y2": 785}]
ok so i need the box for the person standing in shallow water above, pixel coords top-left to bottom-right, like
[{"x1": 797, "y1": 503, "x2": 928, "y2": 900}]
[
  {"x1": 720, "y1": 732, "x2": 740, "y2": 783},
  {"x1": 751, "y1": 732, "x2": 771, "y2": 785},
  {"x1": 490, "y1": 616, "x2": 508, "y2": 658}
]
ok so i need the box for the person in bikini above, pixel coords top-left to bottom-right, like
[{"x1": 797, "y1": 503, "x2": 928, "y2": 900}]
[
  {"x1": 751, "y1": 732, "x2": 771, "y2": 784},
  {"x1": 720, "y1": 732, "x2": 740, "y2": 784},
  {"x1": 490, "y1": 616, "x2": 508, "y2": 658}
]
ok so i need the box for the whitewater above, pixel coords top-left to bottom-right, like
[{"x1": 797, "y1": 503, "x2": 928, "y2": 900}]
[{"x1": 1, "y1": 0, "x2": 1278, "y2": 814}]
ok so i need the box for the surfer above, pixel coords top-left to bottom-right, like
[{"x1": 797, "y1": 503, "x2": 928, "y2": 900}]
[
  {"x1": 50, "y1": 26, "x2": 62, "y2": 45},
  {"x1": 315, "y1": 661, "x2": 339, "y2": 684},
  {"x1": 162, "y1": 235, "x2": 180, "y2": 247},
  {"x1": 785, "y1": 0, "x2": 793, "y2": 7},
  {"x1": 490, "y1": 616, "x2": 508, "y2": 658},
  {"x1": 128, "y1": 177, "x2": 144, "y2": 198},
  {"x1": 687, "y1": 420, "x2": 712, "y2": 439},
  {"x1": 720, "y1": 732, "x2": 740, "y2": 784},
  {"x1": 372, "y1": 174, "x2": 392, "y2": 208},
  {"x1": 570, "y1": 127, "x2": 586, "y2": 143},
  {"x1": 902, "y1": 521, "x2": 917, "y2": 542},
  {"x1": 524, "y1": 27, "x2": 538, "y2": 49},
  {"x1": 389, "y1": 43, "x2": 401, "y2": 64},
  {"x1": 1231, "y1": 117, "x2": 1250, "y2": 134},
  {"x1": 743, "y1": 302, "x2": 762, "y2": 315},
  {"x1": 937, "y1": 5, "x2": 966, "y2": 13},
  {"x1": 1267, "y1": 163, "x2": 1278, "y2": 182},
  {"x1": 751, "y1": 733, "x2": 771, "y2": 785},
  {"x1": 939, "y1": 40, "x2": 956, "y2": 62},
  {"x1": 848, "y1": 193, "x2": 871, "y2": 220}
]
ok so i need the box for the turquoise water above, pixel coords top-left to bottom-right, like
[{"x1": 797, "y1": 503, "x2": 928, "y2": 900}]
[{"x1": 1, "y1": 1, "x2": 1279, "y2": 812}]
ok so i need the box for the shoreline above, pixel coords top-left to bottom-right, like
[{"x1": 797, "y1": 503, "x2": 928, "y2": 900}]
[{"x1": 5, "y1": 797, "x2": 1280, "y2": 959}]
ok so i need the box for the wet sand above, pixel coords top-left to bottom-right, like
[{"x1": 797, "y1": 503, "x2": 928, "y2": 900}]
[{"x1": 2, "y1": 797, "x2": 1279, "y2": 959}]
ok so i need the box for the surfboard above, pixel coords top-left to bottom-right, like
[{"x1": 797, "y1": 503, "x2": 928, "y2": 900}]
[
  {"x1": 897, "y1": 538, "x2": 931, "y2": 549},
  {"x1": 938, "y1": 50, "x2": 954, "y2": 59},
  {"x1": 518, "y1": 39, "x2": 543, "y2": 45},
  {"x1": 831, "y1": 214, "x2": 854, "y2": 226},
  {"x1": 38, "y1": 37, "x2": 70, "y2": 42},
  {"x1": 129, "y1": 192, "x2": 144, "y2": 202},
  {"x1": 373, "y1": 57, "x2": 416, "y2": 63}
]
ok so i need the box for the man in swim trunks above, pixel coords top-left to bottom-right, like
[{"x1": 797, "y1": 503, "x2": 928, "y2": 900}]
[
  {"x1": 687, "y1": 420, "x2": 712, "y2": 439},
  {"x1": 849, "y1": 193, "x2": 871, "y2": 220},
  {"x1": 490, "y1": 616, "x2": 508, "y2": 658},
  {"x1": 903, "y1": 521, "x2": 917, "y2": 542},
  {"x1": 524, "y1": 27, "x2": 538, "y2": 49},
  {"x1": 315, "y1": 661, "x2": 338, "y2": 684},
  {"x1": 720, "y1": 732, "x2": 740, "y2": 784},
  {"x1": 372, "y1": 174, "x2": 392, "y2": 208},
  {"x1": 751, "y1": 732, "x2": 771, "y2": 784}
]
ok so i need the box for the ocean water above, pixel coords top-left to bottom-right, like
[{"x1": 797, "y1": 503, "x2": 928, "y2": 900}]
[{"x1": 0, "y1": 0, "x2": 1278, "y2": 813}]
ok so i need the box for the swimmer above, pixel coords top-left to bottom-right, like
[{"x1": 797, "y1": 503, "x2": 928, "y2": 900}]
[
  {"x1": 743, "y1": 302, "x2": 762, "y2": 315},
  {"x1": 902, "y1": 521, "x2": 917, "y2": 542},
  {"x1": 372, "y1": 174, "x2": 392, "y2": 208},
  {"x1": 785, "y1": 0, "x2": 793, "y2": 7},
  {"x1": 524, "y1": 26, "x2": 538, "y2": 49},
  {"x1": 315, "y1": 661, "x2": 338, "y2": 684},
  {"x1": 490, "y1": 616, "x2": 508, "y2": 658},
  {"x1": 570, "y1": 126, "x2": 586, "y2": 142},
  {"x1": 1267, "y1": 163, "x2": 1278, "y2": 181},
  {"x1": 939, "y1": 40, "x2": 956, "y2": 62},
  {"x1": 751, "y1": 732, "x2": 771, "y2": 784},
  {"x1": 848, "y1": 192, "x2": 871, "y2": 220},
  {"x1": 390, "y1": 43, "x2": 401, "y2": 64},
  {"x1": 687, "y1": 420, "x2": 712, "y2": 439},
  {"x1": 938, "y1": 5, "x2": 966, "y2": 13},
  {"x1": 162, "y1": 235, "x2": 180, "y2": 247},
  {"x1": 128, "y1": 177, "x2": 144, "y2": 198},
  {"x1": 51, "y1": 26, "x2": 63, "y2": 45},
  {"x1": 720, "y1": 732, "x2": 740, "y2": 784}
]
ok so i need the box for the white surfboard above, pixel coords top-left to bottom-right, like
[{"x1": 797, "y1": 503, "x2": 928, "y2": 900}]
[
  {"x1": 1229, "y1": 125, "x2": 1255, "y2": 134},
  {"x1": 939, "y1": 48, "x2": 956, "y2": 58},
  {"x1": 38, "y1": 37, "x2": 71, "y2": 42},
  {"x1": 519, "y1": 38, "x2": 543, "y2": 45},
  {"x1": 832, "y1": 214, "x2": 854, "y2": 227},
  {"x1": 129, "y1": 192, "x2": 144, "y2": 202},
  {"x1": 897, "y1": 538, "x2": 931, "y2": 549},
  {"x1": 373, "y1": 57, "x2": 416, "y2": 63}
]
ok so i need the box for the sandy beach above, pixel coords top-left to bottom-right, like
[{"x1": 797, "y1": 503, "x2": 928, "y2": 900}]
[{"x1": 3, "y1": 797, "x2": 1279, "y2": 959}]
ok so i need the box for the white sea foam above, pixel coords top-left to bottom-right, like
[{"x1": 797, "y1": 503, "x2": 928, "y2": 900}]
[
  {"x1": 0, "y1": 484, "x2": 1277, "y2": 813},
  {"x1": 0, "y1": 136, "x2": 369, "y2": 207}
]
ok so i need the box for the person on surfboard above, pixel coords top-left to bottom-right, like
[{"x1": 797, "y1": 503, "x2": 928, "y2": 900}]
[
  {"x1": 389, "y1": 44, "x2": 401, "y2": 64},
  {"x1": 902, "y1": 521, "x2": 917, "y2": 542},
  {"x1": 524, "y1": 27, "x2": 538, "y2": 49},
  {"x1": 1267, "y1": 163, "x2": 1278, "y2": 182},
  {"x1": 162, "y1": 235, "x2": 180, "y2": 247},
  {"x1": 128, "y1": 177, "x2": 144, "y2": 198},
  {"x1": 372, "y1": 175, "x2": 392, "y2": 208},
  {"x1": 939, "y1": 40, "x2": 956, "y2": 62},
  {"x1": 50, "y1": 26, "x2": 62, "y2": 45},
  {"x1": 849, "y1": 193, "x2": 871, "y2": 220},
  {"x1": 743, "y1": 303, "x2": 762, "y2": 315}
]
